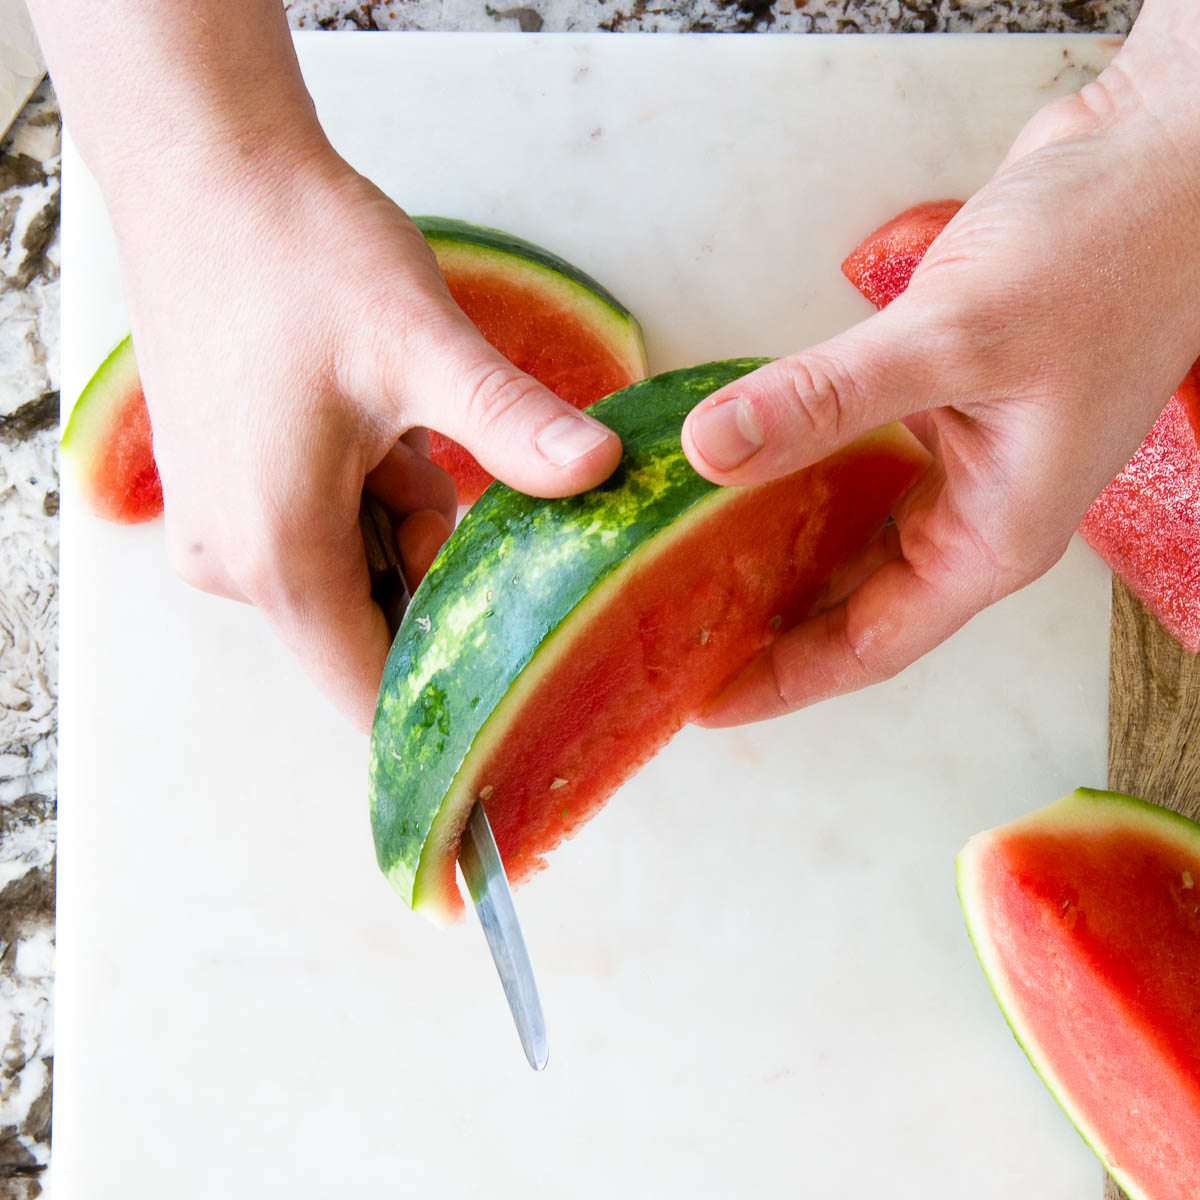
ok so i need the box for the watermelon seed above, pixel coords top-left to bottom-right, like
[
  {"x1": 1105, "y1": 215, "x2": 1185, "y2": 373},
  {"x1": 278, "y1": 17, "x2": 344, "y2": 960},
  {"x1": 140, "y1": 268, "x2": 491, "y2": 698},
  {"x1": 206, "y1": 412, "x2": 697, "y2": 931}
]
[
  {"x1": 561, "y1": 807, "x2": 569, "y2": 820},
  {"x1": 1183, "y1": 871, "x2": 1194, "y2": 889},
  {"x1": 549, "y1": 777, "x2": 568, "y2": 791},
  {"x1": 769, "y1": 614, "x2": 782, "y2": 631},
  {"x1": 699, "y1": 627, "x2": 711, "y2": 645},
  {"x1": 478, "y1": 784, "x2": 495, "y2": 801}
]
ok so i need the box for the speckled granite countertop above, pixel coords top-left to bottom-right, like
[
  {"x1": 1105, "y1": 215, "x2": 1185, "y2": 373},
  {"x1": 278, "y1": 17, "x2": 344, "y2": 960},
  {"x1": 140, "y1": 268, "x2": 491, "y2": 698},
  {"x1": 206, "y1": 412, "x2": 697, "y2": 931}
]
[{"x1": 0, "y1": 2, "x2": 1139, "y2": 1194}]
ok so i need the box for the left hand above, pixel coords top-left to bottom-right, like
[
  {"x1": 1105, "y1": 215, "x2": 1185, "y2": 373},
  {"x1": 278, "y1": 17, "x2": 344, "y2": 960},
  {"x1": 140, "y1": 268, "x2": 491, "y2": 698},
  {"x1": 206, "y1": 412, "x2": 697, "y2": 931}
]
[{"x1": 680, "y1": 39, "x2": 1200, "y2": 727}]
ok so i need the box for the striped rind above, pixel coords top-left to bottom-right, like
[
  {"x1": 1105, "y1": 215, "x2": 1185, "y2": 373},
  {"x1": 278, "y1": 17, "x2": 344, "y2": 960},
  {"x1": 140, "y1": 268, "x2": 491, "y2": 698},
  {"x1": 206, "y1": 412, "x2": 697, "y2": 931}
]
[
  {"x1": 956, "y1": 788, "x2": 1200, "y2": 1200},
  {"x1": 413, "y1": 216, "x2": 648, "y2": 382},
  {"x1": 60, "y1": 334, "x2": 139, "y2": 482},
  {"x1": 368, "y1": 359, "x2": 768, "y2": 913}
]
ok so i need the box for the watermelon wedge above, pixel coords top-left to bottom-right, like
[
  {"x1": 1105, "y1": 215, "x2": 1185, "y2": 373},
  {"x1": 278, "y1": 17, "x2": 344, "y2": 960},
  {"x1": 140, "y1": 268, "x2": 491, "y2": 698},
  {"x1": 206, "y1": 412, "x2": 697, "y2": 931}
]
[
  {"x1": 843, "y1": 200, "x2": 1200, "y2": 653},
  {"x1": 840, "y1": 199, "x2": 963, "y2": 308},
  {"x1": 1079, "y1": 368, "x2": 1200, "y2": 652},
  {"x1": 60, "y1": 336, "x2": 162, "y2": 524},
  {"x1": 62, "y1": 219, "x2": 647, "y2": 521},
  {"x1": 957, "y1": 789, "x2": 1200, "y2": 1200},
  {"x1": 369, "y1": 359, "x2": 929, "y2": 924},
  {"x1": 414, "y1": 217, "x2": 648, "y2": 504}
]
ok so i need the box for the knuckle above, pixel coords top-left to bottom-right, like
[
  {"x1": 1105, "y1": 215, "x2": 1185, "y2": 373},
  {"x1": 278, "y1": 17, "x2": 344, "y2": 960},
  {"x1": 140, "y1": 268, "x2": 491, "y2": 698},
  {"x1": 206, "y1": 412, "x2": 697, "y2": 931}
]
[
  {"x1": 782, "y1": 355, "x2": 850, "y2": 444},
  {"x1": 459, "y1": 360, "x2": 541, "y2": 433}
]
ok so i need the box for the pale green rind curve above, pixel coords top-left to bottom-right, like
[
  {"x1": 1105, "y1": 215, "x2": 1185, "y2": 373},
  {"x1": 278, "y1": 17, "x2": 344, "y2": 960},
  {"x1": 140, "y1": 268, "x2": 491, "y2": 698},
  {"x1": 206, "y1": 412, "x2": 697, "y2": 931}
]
[
  {"x1": 956, "y1": 787, "x2": 1200, "y2": 1200},
  {"x1": 414, "y1": 216, "x2": 647, "y2": 383},
  {"x1": 412, "y1": 215, "x2": 638, "y2": 321},
  {"x1": 368, "y1": 359, "x2": 768, "y2": 910},
  {"x1": 60, "y1": 334, "x2": 139, "y2": 465}
]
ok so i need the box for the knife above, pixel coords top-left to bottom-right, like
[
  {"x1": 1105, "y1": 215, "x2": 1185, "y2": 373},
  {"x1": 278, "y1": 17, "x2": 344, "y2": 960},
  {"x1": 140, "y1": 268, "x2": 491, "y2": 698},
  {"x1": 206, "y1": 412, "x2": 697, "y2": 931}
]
[{"x1": 358, "y1": 494, "x2": 549, "y2": 1071}]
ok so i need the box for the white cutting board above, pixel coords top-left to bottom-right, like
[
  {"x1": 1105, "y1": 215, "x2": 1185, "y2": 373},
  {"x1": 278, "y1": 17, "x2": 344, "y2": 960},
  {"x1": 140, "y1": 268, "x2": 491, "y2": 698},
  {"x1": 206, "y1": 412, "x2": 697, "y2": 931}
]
[{"x1": 56, "y1": 33, "x2": 1118, "y2": 1200}]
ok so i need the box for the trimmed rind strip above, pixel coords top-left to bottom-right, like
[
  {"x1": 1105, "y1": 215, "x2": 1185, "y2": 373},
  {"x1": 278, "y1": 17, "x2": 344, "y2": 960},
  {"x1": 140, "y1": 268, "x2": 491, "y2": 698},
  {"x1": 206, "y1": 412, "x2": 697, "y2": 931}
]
[{"x1": 957, "y1": 788, "x2": 1200, "y2": 1200}]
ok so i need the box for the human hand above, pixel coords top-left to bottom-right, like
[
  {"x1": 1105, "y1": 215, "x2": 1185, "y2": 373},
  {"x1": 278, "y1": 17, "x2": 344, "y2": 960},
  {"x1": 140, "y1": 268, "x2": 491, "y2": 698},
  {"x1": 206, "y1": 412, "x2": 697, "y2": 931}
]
[
  {"x1": 682, "y1": 18, "x2": 1200, "y2": 726},
  {"x1": 37, "y1": 1, "x2": 622, "y2": 732},
  {"x1": 107, "y1": 143, "x2": 621, "y2": 732}
]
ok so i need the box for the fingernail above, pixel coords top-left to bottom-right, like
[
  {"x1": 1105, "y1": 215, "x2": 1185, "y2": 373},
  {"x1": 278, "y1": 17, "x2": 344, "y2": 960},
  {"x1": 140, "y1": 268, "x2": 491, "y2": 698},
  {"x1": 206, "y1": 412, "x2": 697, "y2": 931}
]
[
  {"x1": 690, "y1": 398, "x2": 763, "y2": 471},
  {"x1": 536, "y1": 415, "x2": 611, "y2": 467}
]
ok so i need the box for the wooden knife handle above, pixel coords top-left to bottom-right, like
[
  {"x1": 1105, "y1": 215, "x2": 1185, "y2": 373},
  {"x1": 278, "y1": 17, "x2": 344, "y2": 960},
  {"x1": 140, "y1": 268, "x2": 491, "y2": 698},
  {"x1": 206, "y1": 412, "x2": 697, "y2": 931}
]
[{"x1": 358, "y1": 494, "x2": 411, "y2": 637}]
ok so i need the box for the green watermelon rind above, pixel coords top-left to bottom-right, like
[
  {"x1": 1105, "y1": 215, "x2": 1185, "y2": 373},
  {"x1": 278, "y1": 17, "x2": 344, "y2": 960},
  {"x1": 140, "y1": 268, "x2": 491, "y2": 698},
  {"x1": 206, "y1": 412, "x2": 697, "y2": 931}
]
[
  {"x1": 369, "y1": 358, "x2": 925, "y2": 921},
  {"x1": 60, "y1": 334, "x2": 139, "y2": 482},
  {"x1": 956, "y1": 787, "x2": 1200, "y2": 1200},
  {"x1": 369, "y1": 359, "x2": 765, "y2": 916},
  {"x1": 412, "y1": 215, "x2": 648, "y2": 383}
]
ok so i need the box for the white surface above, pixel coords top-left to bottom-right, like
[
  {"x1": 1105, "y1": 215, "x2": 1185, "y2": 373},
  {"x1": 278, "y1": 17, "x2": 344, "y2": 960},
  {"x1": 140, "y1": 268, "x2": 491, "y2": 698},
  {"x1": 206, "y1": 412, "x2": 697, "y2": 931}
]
[
  {"x1": 57, "y1": 33, "x2": 1117, "y2": 1200},
  {"x1": 0, "y1": 0, "x2": 43, "y2": 139}
]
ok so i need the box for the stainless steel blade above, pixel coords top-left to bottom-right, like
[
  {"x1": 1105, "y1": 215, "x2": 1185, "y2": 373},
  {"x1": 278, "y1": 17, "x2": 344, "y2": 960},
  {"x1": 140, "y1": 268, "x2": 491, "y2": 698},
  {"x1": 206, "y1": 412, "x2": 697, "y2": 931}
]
[
  {"x1": 359, "y1": 495, "x2": 548, "y2": 1071},
  {"x1": 459, "y1": 801, "x2": 549, "y2": 1071}
]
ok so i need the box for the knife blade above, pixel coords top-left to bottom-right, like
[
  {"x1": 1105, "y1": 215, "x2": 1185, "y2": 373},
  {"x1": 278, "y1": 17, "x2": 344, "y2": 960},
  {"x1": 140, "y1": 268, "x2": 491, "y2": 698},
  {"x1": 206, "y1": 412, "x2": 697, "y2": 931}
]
[
  {"x1": 458, "y1": 800, "x2": 549, "y2": 1070},
  {"x1": 358, "y1": 495, "x2": 548, "y2": 1070}
]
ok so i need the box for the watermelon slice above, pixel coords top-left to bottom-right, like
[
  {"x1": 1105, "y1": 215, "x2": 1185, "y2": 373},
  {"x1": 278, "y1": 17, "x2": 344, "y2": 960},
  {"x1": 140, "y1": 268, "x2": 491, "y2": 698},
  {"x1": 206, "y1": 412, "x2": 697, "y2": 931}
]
[
  {"x1": 840, "y1": 199, "x2": 963, "y2": 309},
  {"x1": 369, "y1": 359, "x2": 929, "y2": 924},
  {"x1": 843, "y1": 201, "x2": 1200, "y2": 653},
  {"x1": 61, "y1": 219, "x2": 647, "y2": 520},
  {"x1": 414, "y1": 217, "x2": 648, "y2": 504},
  {"x1": 957, "y1": 789, "x2": 1200, "y2": 1200},
  {"x1": 60, "y1": 336, "x2": 162, "y2": 523},
  {"x1": 1079, "y1": 369, "x2": 1200, "y2": 652}
]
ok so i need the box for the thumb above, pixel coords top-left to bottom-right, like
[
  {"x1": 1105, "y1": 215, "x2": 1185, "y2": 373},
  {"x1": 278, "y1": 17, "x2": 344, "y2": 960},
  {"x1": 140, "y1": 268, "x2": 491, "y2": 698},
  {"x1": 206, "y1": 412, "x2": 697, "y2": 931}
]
[
  {"x1": 401, "y1": 317, "x2": 623, "y2": 499},
  {"x1": 681, "y1": 305, "x2": 946, "y2": 486}
]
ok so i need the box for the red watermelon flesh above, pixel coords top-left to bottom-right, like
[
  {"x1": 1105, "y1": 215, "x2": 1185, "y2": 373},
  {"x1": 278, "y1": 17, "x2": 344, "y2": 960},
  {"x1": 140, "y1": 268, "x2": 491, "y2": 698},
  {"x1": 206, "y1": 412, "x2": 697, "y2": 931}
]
[
  {"x1": 843, "y1": 201, "x2": 1200, "y2": 652},
  {"x1": 475, "y1": 433, "x2": 925, "y2": 893},
  {"x1": 430, "y1": 260, "x2": 646, "y2": 504},
  {"x1": 958, "y1": 789, "x2": 1200, "y2": 1200},
  {"x1": 61, "y1": 335, "x2": 163, "y2": 524},
  {"x1": 1079, "y1": 370, "x2": 1200, "y2": 652},
  {"x1": 65, "y1": 220, "x2": 647, "y2": 521},
  {"x1": 840, "y1": 199, "x2": 962, "y2": 309}
]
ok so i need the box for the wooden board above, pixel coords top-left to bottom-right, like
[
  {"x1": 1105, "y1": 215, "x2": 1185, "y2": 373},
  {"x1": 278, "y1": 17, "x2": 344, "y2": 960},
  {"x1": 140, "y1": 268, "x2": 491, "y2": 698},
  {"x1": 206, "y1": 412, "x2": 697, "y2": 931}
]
[{"x1": 1105, "y1": 581, "x2": 1200, "y2": 1199}]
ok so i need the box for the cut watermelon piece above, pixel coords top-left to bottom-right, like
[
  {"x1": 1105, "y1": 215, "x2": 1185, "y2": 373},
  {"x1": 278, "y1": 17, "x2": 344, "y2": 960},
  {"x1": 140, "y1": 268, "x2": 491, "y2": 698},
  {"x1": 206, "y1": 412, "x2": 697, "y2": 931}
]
[
  {"x1": 60, "y1": 336, "x2": 163, "y2": 524},
  {"x1": 369, "y1": 359, "x2": 928, "y2": 924},
  {"x1": 843, "y1": 200, "x2": 1200, "y2": 653},
  {"x1": 840, "y1": 199, "x2": 962, "y2": 309},
  {"x1": 957, "y1": 789, "x2": 1200, "y2": 1200},
  {"x1": 63, "y1": 219, "x2": 648, "y2": 521},
  {"x1": 414, "y1": 217, "x2": 648, "y2": 505},
  {"x1": 1079, "y1": 368, "x2": 1200, "y2": 652}
]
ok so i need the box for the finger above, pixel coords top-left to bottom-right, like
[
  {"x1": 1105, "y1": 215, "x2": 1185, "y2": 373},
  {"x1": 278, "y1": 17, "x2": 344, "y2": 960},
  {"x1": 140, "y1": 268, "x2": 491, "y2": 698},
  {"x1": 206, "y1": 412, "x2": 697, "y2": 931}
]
[
  {"x1": 697, "y1": 553, "x2": 984, "y2": 728},
  {"x1": 365, "y1": 438, "x2": 458, "y2": 526},
  {"x1": 392, "y1": 321, "x2": 622, "y2": 499},
  {"x1": 681, "y1": 306, "x2": 950, "y2": 487},
  {"x1": 245, "y1": 513, "x2": 392, "y2": 734},
  {"x1": 696, "y1": 468, "x2": 993, "y2": 727},
  {"x1": 396, "y1": 508, "x2": 452, "y2": 588},
  {"x1": 819, "y1": 520, "x2": 903, "y2": 610}
]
